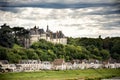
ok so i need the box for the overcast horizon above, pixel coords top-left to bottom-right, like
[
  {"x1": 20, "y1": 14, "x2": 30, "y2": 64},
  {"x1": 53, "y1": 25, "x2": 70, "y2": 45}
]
[{"x1": 0, "y1": 0, "x2": 120, "y2": 38}]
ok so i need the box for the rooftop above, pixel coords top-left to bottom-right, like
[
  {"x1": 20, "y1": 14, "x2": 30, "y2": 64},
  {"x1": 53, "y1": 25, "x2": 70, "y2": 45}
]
[{"x1": 53, "y1": 59, "x2": 65, "y2": 65}]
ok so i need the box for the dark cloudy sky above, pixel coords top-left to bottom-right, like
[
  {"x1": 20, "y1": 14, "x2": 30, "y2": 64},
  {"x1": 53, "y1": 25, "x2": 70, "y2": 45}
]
[{"x1": 0, "y1": 0, "x2": 120, "y2": 38}]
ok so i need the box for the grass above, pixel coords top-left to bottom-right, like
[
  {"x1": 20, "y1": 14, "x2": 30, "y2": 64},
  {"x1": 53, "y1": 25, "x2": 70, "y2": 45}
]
[{"x1": 0, "y1": 69, "x2": 120, "y2": 80}]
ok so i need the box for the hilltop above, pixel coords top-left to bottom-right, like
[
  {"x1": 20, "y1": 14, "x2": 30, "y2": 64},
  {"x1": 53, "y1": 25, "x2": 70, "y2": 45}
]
[{"x1": 0, "y1": 24, "x2": 120, "y2": 63}]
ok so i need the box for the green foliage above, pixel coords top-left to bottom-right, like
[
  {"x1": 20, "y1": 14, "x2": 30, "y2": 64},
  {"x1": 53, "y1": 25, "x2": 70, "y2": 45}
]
[
  {"x1": 7, "y1": 51, "x2": 21, "y2": 63},
  {"x1": 67, "y1": 37, "x2": 120, "y2": 61},
  {"x1": 0, "y1": 24, "x2": 30, "y2": 48},
  {"x1": 112, "y1": 53, "x2": 120, "y2": 61},
  {"x1": 26, "y1": 49, "x2": 39, "y2": 59},
  {"x1": 31, "y1": 39, "x2": 91, "y2": 61},
  {"x1": 100, "y1": 49, "x2": 110, "y2": 60},
  {"x1": 13, "y1": 44, "x2": 23, "y2": 49},
  {"x1": 31, "y1": 39, "x2": 54, "y2": 50},
  {"x1": 111, "y1": 40, "x2": 120, "y2": 54},
  {"x1": 0, "y1": 24, "x2": 14, "y2": 48},
  {"x1": 0, "y1": 46, "x2": 8, "y2": 60},
  {"x1": 0, "y1": 24, "x2": 119, "y2": 62}
]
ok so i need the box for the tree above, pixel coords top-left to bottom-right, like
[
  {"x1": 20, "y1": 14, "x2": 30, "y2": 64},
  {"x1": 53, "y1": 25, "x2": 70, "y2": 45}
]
[
  {"x1": 111, "y1": 40, "x2": 120, "y2": 60},
  {"x1": 40, "y1": 52, "x2": 49, "y2": 61},
  {"x1": 103, "y1": 37, "x2": 111, "y2": 50},
  {"x1": 12, "y1": 27, "x2": 24, "y2": 38},
  {"x1": 111, "y1": 52, "x2": 120, "y2": 61},
  {"x1": 7, "y1": 51, "x2": 21, "y2": 63},
  {"x1": 65, "y1": 45, "x2": 83, "y2": 60},
  {"x1": 92, "y1": 48, "x2": 100, "y2": 56},
  {"x1": 14, "y1": 27, "x2": 30, "y2": 47},
  {"x1": 111, "y1": 40, "x2": 120, "y2": 54},
  {"x1": 47, "y1": 49, "x2": 57, "y2": 61},
  {"x1": 0, "y1": 24, "x2": 14, "y2": 48},
  {"x1": 54, "y1": 44, "x2": 65, "y2": 58},
  {"x1": 67, "y1": 37, "x2": 77, "y2": 45},
  {"x1": 100, "y1": 49, "x2": 110, "y2": 61},
  {"x1": 31, "y1": 39, "x2": 54, "y2": 50},
  {"x1": 26, "y1": 49, "x2": 39, "y2": 59},
  {"x1": 0, "y1": 46, "x2": 8, "y2": 60}
]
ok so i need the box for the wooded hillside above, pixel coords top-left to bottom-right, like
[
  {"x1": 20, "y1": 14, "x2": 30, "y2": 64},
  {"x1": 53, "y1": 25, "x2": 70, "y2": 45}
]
[{"x1": 0, "y1": 24, "x2": 120, "y2": 63}]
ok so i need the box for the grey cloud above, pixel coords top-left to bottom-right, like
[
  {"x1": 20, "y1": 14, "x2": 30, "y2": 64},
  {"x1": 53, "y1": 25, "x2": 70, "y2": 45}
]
[
  {"x1": 100, "y1": 27, "x2": 119, "y2": 30},
  {"x1": 0, "y1": 0, "x2": 9, "y2": 7},
  {"x1": 87, "y1": 9, "x2": 120, "y2": 15},
  {"x1": 62, "y1": 24, "x2": 85, "y2": 29},
  {"x1": 1, "y1": 0, "x2": 119, "y2": 17},
  {"x1": 0, "y1": 1, "x2": 119, "y2": 9},
  {"x1": 63, "y1": 24, "x2": 82, "y2": 27},
  {"x1": 0, "y1": 0, "x2": 120, "y2": 33},
  {"x1": 99, "y1": 20, "x2": 120, "y2": 30},
  {"x1": 0, "y1": 7, "x2": 21, "y2": 13},
  {"x1": 105, "y1": 15, "x2": 120, "y2": 19},
  {"x1": 0, "y1": 0, "x2": 22, "y2": 13}
]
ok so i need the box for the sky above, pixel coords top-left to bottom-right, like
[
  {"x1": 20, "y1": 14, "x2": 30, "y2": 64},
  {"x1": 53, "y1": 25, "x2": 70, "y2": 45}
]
[{"x1": 0, "y1": 0, "x2": 120, "y2": 38}]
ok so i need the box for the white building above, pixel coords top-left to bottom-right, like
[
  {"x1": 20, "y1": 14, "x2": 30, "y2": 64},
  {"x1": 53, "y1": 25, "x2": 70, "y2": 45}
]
[
  {"x1": 29, "y1": 25, "x2": 67, "y2": 46},
  {"x1": 66, "y1": 62, "x2": 73, "y2": 70},
  {"x1": 52, "y1": 59, "x2": 66, "y2": 70},
  {"x1": 9, "y1": 64, "x2": 16, "y2": 72},
  {"x1": 41, "y1": 61, "x2": 52, "y2": 70},
  {"x1": 19, "y1": 60, "x2": 41, "y2": 72},
  {"x1": 0, "y1": 60, "x2": 9, "y2": 70}
]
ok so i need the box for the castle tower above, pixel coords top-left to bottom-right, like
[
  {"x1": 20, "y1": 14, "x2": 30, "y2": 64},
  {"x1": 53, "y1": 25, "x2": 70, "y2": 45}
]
[
  {"x1": 46, "y1": 25, "x2": 50, "y2": 40},
  {"x1": 46, "y1": 25, "x2": 49, "y2": 32}
]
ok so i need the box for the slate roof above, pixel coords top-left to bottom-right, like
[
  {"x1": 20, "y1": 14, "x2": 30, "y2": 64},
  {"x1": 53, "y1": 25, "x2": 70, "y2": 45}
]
[
  {"x1": 30, "y1": 26, "x2": 44, "y2": 35},
  {"x1": 0, "y1": 60, "x2": 9, "y2": 64},
  {"x1": 19, "y1": 60, "x2": 41, "y2": 64},
  {"x1": 29, "y1": 26, "x2": 65, "y2": 39}
]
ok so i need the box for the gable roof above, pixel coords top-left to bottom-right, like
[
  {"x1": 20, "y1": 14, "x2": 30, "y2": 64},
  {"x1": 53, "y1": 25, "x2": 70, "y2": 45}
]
[
  {"x1": 53, "y1": 59, "x2": 65, "y2": 65},
  {"x1": 0, "y1": 60, "x2": 9, "y2": 64},
  {"x1": 19, "y1": 60, "x2": 41, "y2": 64}
]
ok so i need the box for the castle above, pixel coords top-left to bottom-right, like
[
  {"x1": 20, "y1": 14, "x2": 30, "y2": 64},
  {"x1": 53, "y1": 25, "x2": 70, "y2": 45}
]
[{"x1": 25, "y1": 25, "x2": 67, "y2": 47}]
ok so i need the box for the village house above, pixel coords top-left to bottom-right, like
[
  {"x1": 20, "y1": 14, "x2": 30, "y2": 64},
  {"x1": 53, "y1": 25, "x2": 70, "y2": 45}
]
[
  {"x1": 86, "y1": 59, "x2": 102, "y2": 69},
  {"x1": 115, "y1": 63, "x2": 120, "y2": 68},
  {"x1": 0, "y1": 60, "x2": 11, "y2": 72},
  {"x1": 9, "y1": 64, "x2": 16, "y2": 72},
  {"x1": 15, "y1": 64, "x2": 23, "y2": 72},
  {"x1": 66, "y1": 62, "x2": 73, "y2": 70},
  {"x1": 107, "y1": 58, "x2": 119, "y2": 68},
  {"x1": 0, "y1": 59, "x2": 120, "y2": 73},
  {"x1": 41, "y1": 61, "x2": 52, "y2": 70},
  {"x1": 0, "y1": 60, "x2": 9, "y2": 69},
  {"x1": 52, "y1": 59, "x2": 66, "y2": 70},
  {"x1": 82, "y1": 59, "x2": 102, "y2": 69},
  {"x1": 79, "y1": 60, "x2": 86, "y2": 69},
  {"x1": 19, "y1": 60, "x2": 41, "y2": 72},
  {"x1": 71, "y1": 60, "x2": 82, "y2": 69}
]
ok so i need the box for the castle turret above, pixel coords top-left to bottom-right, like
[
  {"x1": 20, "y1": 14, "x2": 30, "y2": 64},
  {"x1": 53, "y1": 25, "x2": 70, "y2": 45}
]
[{"x1": 46, "y1": 25, "x2": 49, "y2": 32}]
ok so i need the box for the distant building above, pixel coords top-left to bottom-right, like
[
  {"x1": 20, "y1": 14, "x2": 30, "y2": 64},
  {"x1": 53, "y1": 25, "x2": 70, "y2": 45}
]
[
  {"x1": 0, "y1": 60, "x2": 9, "y2": 70},
  {"x1": 19, "y1": 60, "x2": 41, "y2": 71},
  {"x1": 28, "y1": 25, "x2": 67, "y2": 47},
  {"x1": 41, "y1": 61, "x2": 52, "y2": 70},
  {"x1": 0, "y1": 59, "x2": 120, "y2": 72},
  {"x1": 0, "y1": 60, "x2": 10, "y2": 72},
  {"x1": 52, "y1": 59, "x2": 66, "y2": 70}
]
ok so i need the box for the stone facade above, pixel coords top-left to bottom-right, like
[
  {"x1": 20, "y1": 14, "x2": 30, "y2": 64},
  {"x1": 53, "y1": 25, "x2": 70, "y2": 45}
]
[
  {"x1": 52, "y1": 59, "x2": 66, "y2": 70},
  {"x1": 19, "y1": 60, "x2": 41, "y2": 71},
  {"x1": 29, "y1": 25, "x2": 67, "y2": 46}
]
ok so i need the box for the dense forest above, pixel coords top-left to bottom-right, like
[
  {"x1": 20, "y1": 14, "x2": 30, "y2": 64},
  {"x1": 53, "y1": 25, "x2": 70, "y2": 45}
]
[{"x1": 0, "y1": 24, "x2": 120, "y2": 63}]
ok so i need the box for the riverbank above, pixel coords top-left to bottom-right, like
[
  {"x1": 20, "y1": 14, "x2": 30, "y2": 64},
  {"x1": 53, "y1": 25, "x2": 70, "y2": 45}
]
[{"x1": 0, "y1": 69, "x2": 120, "y2": 80}]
